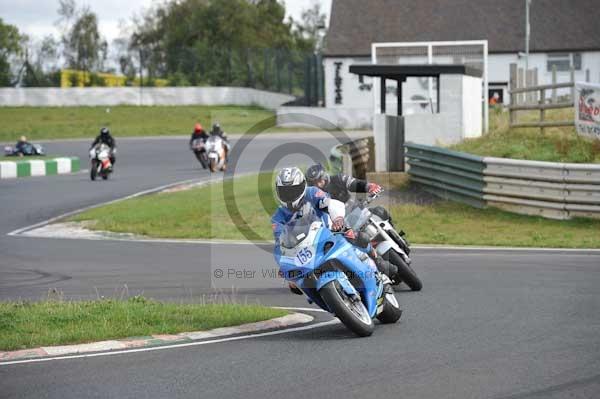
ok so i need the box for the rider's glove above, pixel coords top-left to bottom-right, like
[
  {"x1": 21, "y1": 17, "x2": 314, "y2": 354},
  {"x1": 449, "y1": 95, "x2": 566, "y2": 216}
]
[
  {"x1": 331, "y1": 216, "x2": 345, "y2": 232},
  {"x1": 367, "y1": 183, "x2": 383, "y2": 195}
]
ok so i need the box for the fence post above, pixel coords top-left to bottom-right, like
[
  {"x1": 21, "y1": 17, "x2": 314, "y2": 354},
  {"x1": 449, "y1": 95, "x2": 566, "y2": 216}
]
[
  {"x1": 526, "y1": 69, "x2": 533, "y2": 104},
  {"x1": 540, "y1": 88, "x2": 546, "y2": 135},
  {"x1": 304, "y1": 57, "x2": 312, "y2": 106},
  {"x1": 570, "y1": 66, "x2": 575, "y2": 101},
  {"x1": 552, "y1": 65, "x2": 557, "y2": 103},
  {"x1": 533, "y1": 67, "x2": 539, "y2": 103},
  {"x1": 287, "y1": 61, "x2": 292, "y2": 94},
  {"x1": 586, "y1": 69, "x2": 590, "y2": 83},
  {"x1": 275, "y1": 50, "x2": 282, "y2": 92},
  {"x1": 246, "y1": 48, "x2": 254, "y2": 88},
  {"x1": 509, "y1": 63, "x2": 517, "y2": 126},
  {"x1": 517, "y1": 67, "x2": 524, "y2": 104},
  {"x1": 263, "y1": 48, "x2": 269, "y2": 90}
]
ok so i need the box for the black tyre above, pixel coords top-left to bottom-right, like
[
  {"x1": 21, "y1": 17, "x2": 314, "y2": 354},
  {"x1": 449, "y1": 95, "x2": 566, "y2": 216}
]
[
  {"x1": 195, "y1": 152, "x2": 208, "y2": 169},
  {"x1": 376, "y1": 285, "x2": 402, "y2": 324},
  {"x1": 387, "y1": 250, "x2": 423, "y2": 291},
  {"x1": 90, "y1": 160, "x2": 97, "y2": 181},
  {"x1": 319, "y1": 280, "x2": 374, "y2": 337},
  {"x1": 209, "y1": 159, "x2": 217, "y2": 173},
  {"x1": 101, "y1": 173, "x2": 109, "y2": 180}
]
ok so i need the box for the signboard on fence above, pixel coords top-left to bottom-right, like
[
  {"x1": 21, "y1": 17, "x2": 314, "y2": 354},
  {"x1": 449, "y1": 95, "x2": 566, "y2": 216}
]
[{"x1": 575, "y1": 82, "x2": 600, "y2": 139}]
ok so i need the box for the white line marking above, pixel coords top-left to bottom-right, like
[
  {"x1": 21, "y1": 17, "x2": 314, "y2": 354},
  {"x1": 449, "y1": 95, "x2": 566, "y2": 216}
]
[
  {"x1": 272, "y1": 306, "x2": 327, "y2": 313},
  {"x1": 7, "y1": 177, "x2": 212, "y2": 236},
  {"x1": 8, "y1": 172, "x2": 256, "y2": 238},
  {"x1": 0, "y1": 319, "x2": 339, "y2": 366}
]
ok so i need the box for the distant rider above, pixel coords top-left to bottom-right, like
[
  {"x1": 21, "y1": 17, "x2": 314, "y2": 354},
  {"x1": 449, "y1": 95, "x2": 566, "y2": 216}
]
[
  {"x1": 209, "y1": 122, "x2": 231, "y2": 160},
  {"x1": 305, "y1": 163, "x2": 392, "y2": 224},
  {"x1": 14, "y1": 135, "x2": 32, "y2": 156},
  {"x1": 189, "y1": 123, "x2": 209, "y2": 148},
  {"x1": 90, "y1": 127, "x2": 117, "y2": 165},
  {"x1": 271, "y1": 167, "x2": 401, "y2": 294}
]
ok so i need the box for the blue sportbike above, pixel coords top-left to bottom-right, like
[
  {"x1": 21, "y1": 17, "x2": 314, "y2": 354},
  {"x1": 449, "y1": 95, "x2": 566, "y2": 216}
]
[{"x1": 275, "y1": 206, "x2": 402, "y2": 337}]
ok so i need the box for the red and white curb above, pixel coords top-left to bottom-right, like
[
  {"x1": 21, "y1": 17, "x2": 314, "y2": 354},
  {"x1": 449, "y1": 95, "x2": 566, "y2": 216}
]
[{"x1": 0, "y1": 312, "x2": 314, "y2": 364}]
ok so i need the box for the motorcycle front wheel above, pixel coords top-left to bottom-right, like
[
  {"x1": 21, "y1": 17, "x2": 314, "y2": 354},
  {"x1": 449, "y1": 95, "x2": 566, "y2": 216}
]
[
  {"x1": 319, "y1": 280, "x2": 374, "y2": 337},
  {"x1": 209, "y1": 158, "x2": 218, "y2": 173},
  {"x1": 194, "y1": 151, "x2": 208, "y2": 169},
  {"x1": 90, "y1": 160, "x2": 97, "y2": 181},
  {"x1": 386, "y1": 250, "x2": 423, "y2": 291}
]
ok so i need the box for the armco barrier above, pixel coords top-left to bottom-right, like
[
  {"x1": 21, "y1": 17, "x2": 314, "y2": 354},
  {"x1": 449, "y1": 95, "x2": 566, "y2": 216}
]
[
  {"x1": 405, "y1": 143, "x2": 486, "y2": 208},
  {"x1": 0, "y1": 157, "x2": 80, "y2": 179},
  {"x1": 406, "y1": 143, "x2": 600, "y2": 220}
]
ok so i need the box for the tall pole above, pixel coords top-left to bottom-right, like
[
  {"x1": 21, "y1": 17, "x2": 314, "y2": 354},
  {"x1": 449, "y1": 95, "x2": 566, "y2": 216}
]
[{"x1": 525, "y1": 0, "x2": 531, "y2": 72}]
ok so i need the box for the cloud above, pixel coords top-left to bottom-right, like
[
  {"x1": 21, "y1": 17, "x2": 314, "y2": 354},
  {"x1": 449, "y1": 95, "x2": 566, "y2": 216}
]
[{"x1": 1, "y1": 0, "x2": 331, "y2": 42}]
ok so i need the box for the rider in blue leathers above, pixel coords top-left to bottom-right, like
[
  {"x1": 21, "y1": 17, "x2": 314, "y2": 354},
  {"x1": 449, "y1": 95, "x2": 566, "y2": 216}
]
[{"x1": 272, "y1": 167, "x2": 399, "y2": 294}]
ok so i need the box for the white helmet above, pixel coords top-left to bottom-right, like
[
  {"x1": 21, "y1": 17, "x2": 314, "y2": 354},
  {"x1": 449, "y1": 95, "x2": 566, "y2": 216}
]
[{"x1": 275, "y1": 167, "x2": 307, "y2": 211}]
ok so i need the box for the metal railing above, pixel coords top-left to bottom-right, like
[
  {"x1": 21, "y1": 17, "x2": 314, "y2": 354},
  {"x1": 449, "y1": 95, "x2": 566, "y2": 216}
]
[{"x1": 406, "y1": 143, "x2": 600, "y2": 220}]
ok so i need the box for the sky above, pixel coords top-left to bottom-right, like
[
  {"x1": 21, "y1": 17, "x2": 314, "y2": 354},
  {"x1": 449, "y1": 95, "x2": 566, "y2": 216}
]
[{"x1": 0, "y1": 0, "x2": 332, "y2": 44}]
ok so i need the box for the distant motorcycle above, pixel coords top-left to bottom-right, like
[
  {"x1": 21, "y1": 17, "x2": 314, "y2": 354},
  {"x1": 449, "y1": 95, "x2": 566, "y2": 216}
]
[
  {"x1": 190, "y1": 138, "x2": 208, "y2": 169},
  {"x1": 89, "y1": 143, "x2": 113, "y2": 181},
  {"x1": 205, "y1": 135, "x2": 227, "y2": 172},
  {"x1": 345, "y1": 192, "x2": 422, "y2": 291},
  {"x1": 4, "y1": 143, "x2": 45, "y2": 157}
]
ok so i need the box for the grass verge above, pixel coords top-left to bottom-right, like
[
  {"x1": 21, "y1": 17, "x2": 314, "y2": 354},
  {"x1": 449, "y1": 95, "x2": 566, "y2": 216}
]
[
  {"x1": 389, "y1": 200, "x2": 600, "y2": 248},
  {"x1": 0, "y1": 297, "x2": 288, "y2": 351},
  {"x1": 450, "y1": 107, "x2": 600, "y2": 163},
  {"x1": 0, "y1": 105, "x2": 294, "y2": 142},
  {"x1": 70, "y1": 173, "x2": 278, "y2": 240},
  {"x1": 69, "y1": 173, "x2": 600, "y2": 248}
]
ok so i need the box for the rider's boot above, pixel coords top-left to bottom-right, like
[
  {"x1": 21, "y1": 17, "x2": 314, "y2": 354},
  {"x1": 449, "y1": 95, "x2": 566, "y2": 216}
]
[
  {"x1": 371, "y1": 250, "x2": 401, "y2": 285},
  {"x1": 288, "y1": 282, "x2": 303, "y2": 295}
]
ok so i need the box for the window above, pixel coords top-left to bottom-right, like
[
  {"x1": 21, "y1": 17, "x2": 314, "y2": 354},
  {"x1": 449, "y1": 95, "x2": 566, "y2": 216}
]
[
  {"x1": 573, "y1": 53, "x2": 582, "y2": 70},
  {"x1": 547, "y1": 53, "x2": 582, "y2": 71}
]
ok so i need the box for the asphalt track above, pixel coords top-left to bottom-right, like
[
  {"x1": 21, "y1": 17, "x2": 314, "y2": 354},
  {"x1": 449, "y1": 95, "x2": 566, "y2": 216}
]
[{"x1": 1, "y1": 134, "x2": 599, "y2": 398}]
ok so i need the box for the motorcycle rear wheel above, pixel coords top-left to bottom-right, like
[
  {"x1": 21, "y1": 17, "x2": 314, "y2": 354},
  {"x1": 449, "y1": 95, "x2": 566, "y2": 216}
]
[
  {"x1": 319, "y1": 280, "x2": 374, "y2": 337},
  {"x1": 376, "y1": 284, "x2": 402, "y2": 324}
]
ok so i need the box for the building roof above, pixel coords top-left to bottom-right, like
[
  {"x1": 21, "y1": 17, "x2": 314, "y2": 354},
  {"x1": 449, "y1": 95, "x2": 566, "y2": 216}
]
[
  {"x1": 324, "y1": 0, "x2": 600, "y2": 56},
  {"x1": 349, "y1": 64, "x2": 482, "y2": 79}
]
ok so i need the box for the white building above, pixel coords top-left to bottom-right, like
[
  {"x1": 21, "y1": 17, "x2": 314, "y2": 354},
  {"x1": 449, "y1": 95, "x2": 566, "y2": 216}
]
[{"x1": 323, "y1": 0, "x2": 600, "y2": 112}]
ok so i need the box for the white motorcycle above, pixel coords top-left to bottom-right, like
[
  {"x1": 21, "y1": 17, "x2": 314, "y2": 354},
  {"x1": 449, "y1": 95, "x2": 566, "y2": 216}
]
[
  {"x1": 345, "y1": 192, "x2": 422, "y2": 291},
  {"x1": 89, "y1": 143, "x2": 114, "y2": 181},
  {"x1": 205, "y1": 135, "x2": 227, "y2": 172}
]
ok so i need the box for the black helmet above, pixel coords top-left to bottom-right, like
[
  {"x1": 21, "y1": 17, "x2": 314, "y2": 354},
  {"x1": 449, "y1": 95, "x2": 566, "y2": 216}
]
[
  {"x1": 306, "y1": 164, "x2": 330, "y2": 186},
  {"x1": 100, "y1": 127, "x2": 110, "y2": 136}
]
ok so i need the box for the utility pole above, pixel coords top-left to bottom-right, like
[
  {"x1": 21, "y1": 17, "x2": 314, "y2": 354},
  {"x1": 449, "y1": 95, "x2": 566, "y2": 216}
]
[{"x1": 525, "y1": 0, "x2": 531, "y2": 72}]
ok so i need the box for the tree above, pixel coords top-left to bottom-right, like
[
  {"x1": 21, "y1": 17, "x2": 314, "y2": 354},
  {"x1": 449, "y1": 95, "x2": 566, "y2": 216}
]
[
  {"x1": 15, "y1": 35, "x2": 62, "y2": 87},
  {"x1": 128, "y1": 0, "x2": 311, "y2": 88},
  {"x1": 0, "y1": 18, "x2": 24, "y2": 86},
  {"x1": 293, "y1": 2, "x2": 327, "y2": 52},
  {"x1": 59, "y1": 1, "x2": 107, "y2": 74}
]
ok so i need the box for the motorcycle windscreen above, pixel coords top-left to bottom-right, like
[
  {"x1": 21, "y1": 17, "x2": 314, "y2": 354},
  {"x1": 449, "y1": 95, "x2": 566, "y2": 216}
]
[{"x1": 279, "y1": 208, "x2": 321, "y2": 249}]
